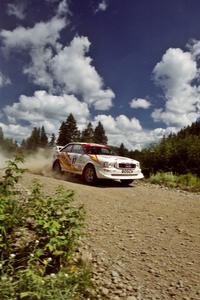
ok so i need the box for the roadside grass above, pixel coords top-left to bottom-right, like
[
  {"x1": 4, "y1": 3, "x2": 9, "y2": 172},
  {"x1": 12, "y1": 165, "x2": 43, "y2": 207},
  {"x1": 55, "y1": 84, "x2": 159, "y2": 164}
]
[
  {"x1": 0, "y1": 157, "x2": 94, "y2": 300},
  {"x1": 149, "y1": 172, "x2": 200, "y2": 192}
]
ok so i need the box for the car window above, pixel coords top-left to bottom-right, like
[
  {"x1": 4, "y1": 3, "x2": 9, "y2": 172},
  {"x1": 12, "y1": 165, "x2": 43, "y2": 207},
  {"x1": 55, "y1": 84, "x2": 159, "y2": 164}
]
[
  {"x1": 84, "y1": 146, "x2": 114, "y2": 155},
  {"x1": 61, "y1": 144, "x2": 73, "y2": 153},
  {"x1": 100, "y1": 147, "x2": 113, "y2": 155},
  {"x1": 71, "y1": 144, "x2": 84, "y2": 154}
]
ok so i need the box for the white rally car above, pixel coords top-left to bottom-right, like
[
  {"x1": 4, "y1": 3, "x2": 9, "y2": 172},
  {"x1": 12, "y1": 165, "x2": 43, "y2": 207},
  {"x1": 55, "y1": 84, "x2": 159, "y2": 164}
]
[{"x1": 52, "y1": 142, "x2": 144, "y2": 185}]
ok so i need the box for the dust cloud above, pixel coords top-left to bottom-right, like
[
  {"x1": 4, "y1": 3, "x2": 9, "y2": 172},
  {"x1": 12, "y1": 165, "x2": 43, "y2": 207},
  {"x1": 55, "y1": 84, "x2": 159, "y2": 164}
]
[
  {"x1": 24, "y1": 149, "x2": 53, "y2": 177},
  {"x1": 0, "y1": 152, "x2": 9, "y2": 169},
  {"x1": 0, "y1": 148, "x2": 53, "y2": 177}
]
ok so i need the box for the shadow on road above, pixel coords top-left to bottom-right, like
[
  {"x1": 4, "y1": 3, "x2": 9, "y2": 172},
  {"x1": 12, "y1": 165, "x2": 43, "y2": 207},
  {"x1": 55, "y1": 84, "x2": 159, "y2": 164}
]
[
  {"x1": 28, "y1": 170, "x2": 135, "y2": 188},
  {"x1": 52, "y1": 173, "x2": 134, "y2": 188}
]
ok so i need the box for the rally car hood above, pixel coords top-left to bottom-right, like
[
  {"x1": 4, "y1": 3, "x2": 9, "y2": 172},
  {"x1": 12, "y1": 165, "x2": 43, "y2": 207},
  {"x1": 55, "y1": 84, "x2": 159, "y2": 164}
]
[{"x1": 96, "y1": 155, "x2": 139, "y2": 164}]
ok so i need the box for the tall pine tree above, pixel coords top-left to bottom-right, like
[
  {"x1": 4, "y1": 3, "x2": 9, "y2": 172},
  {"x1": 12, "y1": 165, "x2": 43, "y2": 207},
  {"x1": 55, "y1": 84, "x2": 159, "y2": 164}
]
[
  {"x1": 81, "y1": 122, "x2": 94, "y2": 142},
  {"x1": 25, "y1": 126, "x2": 48, "y2": 150},
  {"x1": 26, "y1": 127, "x2": 40, "y2": 150},
  {"x1": 57, "y1": 122, "x2": 66, "y2": 146},
  {"x1": 40, "y1": 126, "x2": 48, "y2": 147},
  {"x1": 0, "y1": 127, "x2": 4, "y2": 143},
  {"x1": 118, "y1": 143, "x2": 129, "y2": 157},
  {"x1": 49, "y1": 133, "x2": 56, "y2": 147},
  {"x1": 57, "y1": 113, "x2": 80, "y2": 145},
  {"x1": 94, "y1": 121, "x2": 108, "y2": 144}
]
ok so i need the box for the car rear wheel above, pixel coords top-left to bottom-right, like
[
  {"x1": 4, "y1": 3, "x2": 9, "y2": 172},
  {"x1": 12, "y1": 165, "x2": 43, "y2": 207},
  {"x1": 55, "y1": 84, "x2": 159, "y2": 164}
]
[
  {"x1": 120, "y1": 179, "x2": 133, "y2": 186},
  {"x1": 52, "y1": 160, "x2": 63, "y2": 176},
  {"x1": 82, "y1": 165, "x2": 97, "y2": 184}
]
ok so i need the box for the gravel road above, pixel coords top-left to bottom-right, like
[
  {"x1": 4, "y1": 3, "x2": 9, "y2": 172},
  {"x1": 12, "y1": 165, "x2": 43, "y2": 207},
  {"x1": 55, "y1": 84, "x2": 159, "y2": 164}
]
[{"x1": 21, "y1": 173, "x2": 200, "y2": 300}]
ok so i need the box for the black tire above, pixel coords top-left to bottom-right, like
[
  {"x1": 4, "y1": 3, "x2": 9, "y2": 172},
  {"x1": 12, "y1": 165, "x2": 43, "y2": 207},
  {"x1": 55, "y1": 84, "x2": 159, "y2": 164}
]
[
  {"x1": 52, "y1": 160, "x2": 63, "y2": 176},
  {"x1": 82, "y1": 165, "x2": 97, "y2": 184},
  {"x1": 120, "y1": 179, "x2": 133, "y2": 186}
]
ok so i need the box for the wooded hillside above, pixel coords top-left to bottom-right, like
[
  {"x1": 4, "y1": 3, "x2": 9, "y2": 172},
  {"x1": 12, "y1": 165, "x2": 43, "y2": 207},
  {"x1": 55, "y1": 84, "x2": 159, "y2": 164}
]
[{"x1": 129, "y1": 121, "x2": 200, "y2": 176}]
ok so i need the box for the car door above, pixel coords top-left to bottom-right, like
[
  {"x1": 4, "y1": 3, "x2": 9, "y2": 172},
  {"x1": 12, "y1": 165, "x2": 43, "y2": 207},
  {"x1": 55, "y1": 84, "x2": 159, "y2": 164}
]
[
  {"x1": 59, "y1": 144, "x2": 75, "y2": 172},
  {"x1": 69, "y1": 144, "x2": 84, "y2": 173}
]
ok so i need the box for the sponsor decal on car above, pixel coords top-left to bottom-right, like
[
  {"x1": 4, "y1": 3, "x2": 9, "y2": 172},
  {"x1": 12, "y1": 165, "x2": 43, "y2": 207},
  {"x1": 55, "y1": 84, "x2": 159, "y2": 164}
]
[{"x1": 87, "y1": 154, "x2": 100, "y2": 164}]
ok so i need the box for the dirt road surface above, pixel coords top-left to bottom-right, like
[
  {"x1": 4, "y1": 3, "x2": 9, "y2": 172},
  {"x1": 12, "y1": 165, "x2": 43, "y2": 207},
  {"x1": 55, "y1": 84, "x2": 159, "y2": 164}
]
[{"x1": 21, "y1": 173, "x2": 200, "y2": 300}]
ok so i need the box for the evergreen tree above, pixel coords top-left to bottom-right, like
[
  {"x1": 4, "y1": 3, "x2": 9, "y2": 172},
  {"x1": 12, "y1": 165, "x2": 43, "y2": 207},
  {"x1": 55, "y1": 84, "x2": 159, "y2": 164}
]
[
  {"x1": 94, "y1": 121, "x2": 108, "y2": 144},
  {"x1": 0, "y1": 127, "x2": 4, "y2": 143},
  {"x1": 138, "y1": 120, "x2": 200, "y2": 176},
  {"x1": 81, "y1": 122, "x2": 94, "y2": 142},
  {"x1": 40, "y1": 126, "x2": 48, "y2": 147},
  {"x1": 49, "y1": 133, "x2": 56, "y2": 147},
  {"x1": 57, "y1": 113, "x2": 80, "y2": 146},
  {"x1": 0, "y1": 127, "x2": 18, "y2": 153},
  {"x1": 26, "y1": 127, "x2": 41, "y2": 150},
  {"x1": 118, "y1": 143, "x2": 129, "y2": 157},
  {"x1": 57, "y1": 122, "x2": 66, "y2": 146}
]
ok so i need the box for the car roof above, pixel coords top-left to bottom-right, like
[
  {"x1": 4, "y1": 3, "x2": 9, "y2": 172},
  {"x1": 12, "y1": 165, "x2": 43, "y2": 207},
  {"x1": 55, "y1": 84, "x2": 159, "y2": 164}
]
[{"x1": 67, "y1": 142, "x2": 109, "y2": 148}]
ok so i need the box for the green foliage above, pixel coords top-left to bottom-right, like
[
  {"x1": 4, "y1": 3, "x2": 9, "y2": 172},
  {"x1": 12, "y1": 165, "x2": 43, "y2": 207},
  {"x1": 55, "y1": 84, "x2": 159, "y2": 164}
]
[
  {"x1": 40, "y1": 126, "x2": 48, "y2": 148},
  {"x1": 57, "y1": 114, "x2": 80, "y2": 146},
  {"x1": 49, "y1": 133, "x2": 56, "y2": 147},
  {"x1": 56, "y1": 114, "x2": 108, "y2": 146},
  {"x1": 149, "y1": 172, "x2": 200, "y2": 192},
  {"x1": 24, "y1": 126, "x2": 48, "y2": 151},
  {"x1": 0, "y1": 127, "x2": 18, "y2": 154},
  {"x1": 0, "y1": 158, "x2": 94, "y2": 300},
  {"x1": 81, "y1": 122, "x2": 94, "y2": 142},
  {"x1": 133, "y1": 121, "x2": 200, "y2": 177},
  {"x1": 93, "y1": 121, "x2": 108, "y2": 145},
  {"x1": 117, "y1": 143, "x2": 129, "y2": 157},
  {"x1": 0, "y1": 156, "x2": 24, "y2": 194}
]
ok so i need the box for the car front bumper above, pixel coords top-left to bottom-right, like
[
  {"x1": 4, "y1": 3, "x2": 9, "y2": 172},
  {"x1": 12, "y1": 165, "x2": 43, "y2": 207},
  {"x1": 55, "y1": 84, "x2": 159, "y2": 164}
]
[{"x1": 96, "y1": 167, "x2": 144, "y2": 180}]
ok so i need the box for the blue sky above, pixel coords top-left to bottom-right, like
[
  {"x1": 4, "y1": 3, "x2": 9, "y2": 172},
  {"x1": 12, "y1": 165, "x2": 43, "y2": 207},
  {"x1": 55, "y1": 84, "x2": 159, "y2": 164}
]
[{"x1": 0, "y1": 0, "x2": 200, "y2": 149}]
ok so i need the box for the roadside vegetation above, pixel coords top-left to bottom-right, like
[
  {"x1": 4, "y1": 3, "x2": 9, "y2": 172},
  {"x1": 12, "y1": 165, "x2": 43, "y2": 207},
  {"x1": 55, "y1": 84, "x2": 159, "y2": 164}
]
[
  {"x1": 130, "y1": 121, "x2": 200, "y2": 177},
  {"x1": 0, "y1": 157, "x2": 94, "y2": 300},
  {"x1": 149, "y1": 172, "x2": 200, "y2": 192}
]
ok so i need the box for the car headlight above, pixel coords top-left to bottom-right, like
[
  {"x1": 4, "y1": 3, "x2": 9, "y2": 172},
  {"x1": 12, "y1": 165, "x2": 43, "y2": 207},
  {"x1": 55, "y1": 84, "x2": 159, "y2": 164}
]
[{"x1": 103, "y1": 162, "x2": 113, "y2": 168}]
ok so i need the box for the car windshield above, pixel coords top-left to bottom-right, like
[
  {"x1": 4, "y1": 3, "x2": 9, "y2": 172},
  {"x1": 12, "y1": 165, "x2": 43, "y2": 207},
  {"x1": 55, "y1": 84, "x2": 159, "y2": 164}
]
[{"x1": 84, "y1": 146, "x2": 115, "y2": 155}]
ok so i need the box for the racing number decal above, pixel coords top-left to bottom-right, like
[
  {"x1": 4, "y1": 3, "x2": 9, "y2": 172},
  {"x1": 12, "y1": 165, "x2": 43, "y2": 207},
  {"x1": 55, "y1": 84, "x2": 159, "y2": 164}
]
[
  {"x1": 59, "y1": 153, "x2": 77, "y2": 171},
  {"x1": 71, "y1": 156, "x2": 77, "y2": 165}
]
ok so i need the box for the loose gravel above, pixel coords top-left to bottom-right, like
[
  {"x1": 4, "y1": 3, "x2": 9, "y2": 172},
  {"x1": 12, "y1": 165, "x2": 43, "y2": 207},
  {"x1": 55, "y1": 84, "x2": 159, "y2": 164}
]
[{"x1": 21, "y1": 174, "x2": 200, "y2": 300}]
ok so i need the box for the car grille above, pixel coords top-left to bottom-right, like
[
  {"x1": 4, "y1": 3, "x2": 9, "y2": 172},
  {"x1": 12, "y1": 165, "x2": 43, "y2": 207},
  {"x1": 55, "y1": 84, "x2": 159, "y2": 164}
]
[
  {"x1": 118, "y1": 163, "x2": 136, "y2": 169},
  {"x1": 111, "y1": 174, "x2": 137, "y2": 176}
]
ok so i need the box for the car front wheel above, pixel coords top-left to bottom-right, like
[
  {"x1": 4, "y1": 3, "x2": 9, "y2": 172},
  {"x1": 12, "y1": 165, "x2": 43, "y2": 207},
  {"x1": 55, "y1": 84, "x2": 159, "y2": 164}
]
[{"x1": 82, "y1": 165, "x2": 97, "y2": 184}]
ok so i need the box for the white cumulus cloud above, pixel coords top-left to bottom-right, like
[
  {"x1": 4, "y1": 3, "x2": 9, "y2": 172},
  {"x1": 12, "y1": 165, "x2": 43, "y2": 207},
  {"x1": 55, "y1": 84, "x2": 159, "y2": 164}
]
[
  {"x1": 3, "y1": 90, "x2": 90, "y2": 134},
  {"x1": 0, "y1": 17, "x2": 65, "y2": 50},
  {"x1": 130, "y1": 98, "x2": 151, "y2": 109},
  {"x1": 93, "y1": 114, "x2": 176, "y2": 150},
  {"x1": 152, "y1": 47, "x2": 200, "y2": 127},
  {"x1": 0, "y1": 122, "x2": 30, "y2": 141},
  {"x1": 0, "y1": 14, "x2": 67, "y2": 90},
  {"x1": 0, "y1": 72, "x2": 11, "y2": 87},
  {"x1": 57, "y1": 0, "x2": 71, "y2": 17},
  {"x1": 7, "y1": 2, "x2": 26, "y2": 20},
  {"x1": 95, "y1": 0, "x2": 108, "y2": 13},
  {"x1": 0, "y1": 15, "x2": 114, "y2": 110},
  {"x1": 51, "y1": 36, "x2": 114, "y2": 110}
]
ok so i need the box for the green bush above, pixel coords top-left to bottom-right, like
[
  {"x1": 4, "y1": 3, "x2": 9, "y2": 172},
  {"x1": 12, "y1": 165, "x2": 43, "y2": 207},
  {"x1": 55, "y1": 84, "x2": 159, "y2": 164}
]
[
  {"x1": 0, "y1": 157, "x2": 94, "y2": 300},
  {"x1": 149, "y1": 172, "x2": 200, "y2": 192}
]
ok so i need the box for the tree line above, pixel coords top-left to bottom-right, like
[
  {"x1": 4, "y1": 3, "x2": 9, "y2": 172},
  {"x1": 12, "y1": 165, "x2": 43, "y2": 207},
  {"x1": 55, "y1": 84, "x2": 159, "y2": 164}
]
[
  {"x1": 0, "y1": 127, "x2": 18, "y2": 154},
  {"x1": 1, "y1": 115, "x2": 200, "y2": 177},
  {"x1": 127, "y1": 121, "x2": 200, "y2": 177},
  {"x1": 57, "y1": 113, "x2": 108, "y2": 145},
  {"x1": 0, "y1": 113, "x2": 108, "y2": 153}
]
